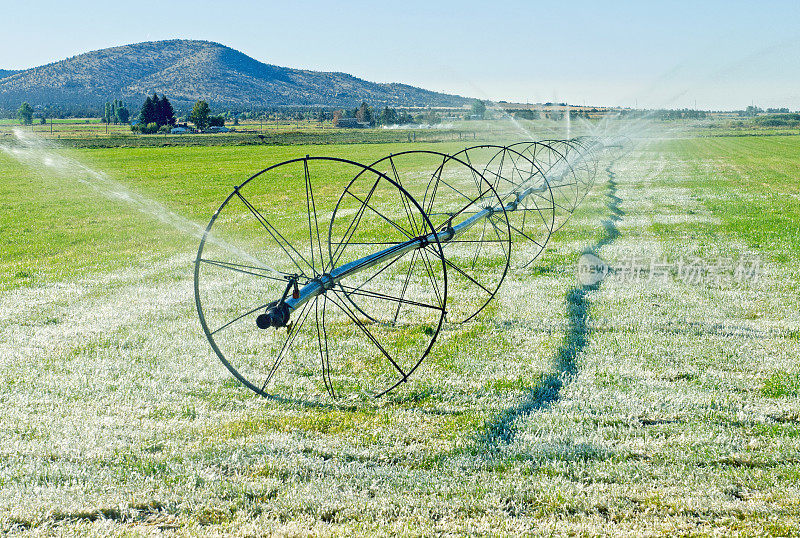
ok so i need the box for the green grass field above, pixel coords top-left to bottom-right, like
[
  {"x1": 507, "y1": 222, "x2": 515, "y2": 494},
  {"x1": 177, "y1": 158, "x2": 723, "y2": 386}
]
[
  {"x1": 0, "y1": 119, "x2": 478, "y2": 149},
  {"x1": 1, "y1": 123, "x2": 799, "y2": 535}
]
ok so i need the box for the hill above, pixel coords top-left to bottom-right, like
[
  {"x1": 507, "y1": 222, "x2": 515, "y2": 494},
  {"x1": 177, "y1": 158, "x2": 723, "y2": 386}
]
[
  {"x1": 0, "y1": 40, "x2": 470, "y2": 111},
  {"x1": 0, "y1": 69, "x2": 18, "y2": 80}
]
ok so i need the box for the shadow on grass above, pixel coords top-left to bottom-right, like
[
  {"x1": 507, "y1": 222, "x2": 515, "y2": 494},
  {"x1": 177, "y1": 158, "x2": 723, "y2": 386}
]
[{"x1": 481, "y1": 164, "x2": 623, "y2": 447}]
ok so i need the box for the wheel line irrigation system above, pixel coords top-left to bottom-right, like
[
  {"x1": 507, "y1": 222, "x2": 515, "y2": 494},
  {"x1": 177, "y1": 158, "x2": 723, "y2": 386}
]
[{"x1": 194, "y1": 137, "x2": 626, "y2": 399}]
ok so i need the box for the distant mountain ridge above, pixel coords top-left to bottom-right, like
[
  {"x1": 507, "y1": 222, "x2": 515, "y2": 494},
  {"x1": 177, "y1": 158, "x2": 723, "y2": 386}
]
[
  {"x1": 0, "y1": 69, "x2": 18, "y2": 79},
  {"x1": 0, "y1": 40, "x2": 471, "y2": 110}
]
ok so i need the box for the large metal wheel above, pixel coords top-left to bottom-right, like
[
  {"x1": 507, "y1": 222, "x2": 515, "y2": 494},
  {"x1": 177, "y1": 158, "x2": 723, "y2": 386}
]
[
  {"x1": 508, "y1": 141, "x2": 581, "y2": 233},
  {"x1": 541, "y1": 138, "x2": 598, "y2": 205},
  {"x1": 452, "y1": 145, "x2": 555, "y2": 270},
  {"x1": 195, "y1": 157, "x2": 447, "y2": 399},
  {"x1": 362, "y1": 150, "x2": 511, "y2": 323}
]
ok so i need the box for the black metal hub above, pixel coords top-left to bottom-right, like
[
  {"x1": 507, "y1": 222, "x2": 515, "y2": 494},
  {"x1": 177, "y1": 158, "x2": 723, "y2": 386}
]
[
  {"x1": 256, "y1": 276, "x2": 299, "y2": 330},
  {"x1": 256, "y1": 302, "x2": 290, "y2": 329}
]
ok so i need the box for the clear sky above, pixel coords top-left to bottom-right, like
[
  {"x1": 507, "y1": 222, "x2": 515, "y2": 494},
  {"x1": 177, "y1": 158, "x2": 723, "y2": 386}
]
[{"x1": 2, "y1": 0, "x2": 799, "y2": 110}]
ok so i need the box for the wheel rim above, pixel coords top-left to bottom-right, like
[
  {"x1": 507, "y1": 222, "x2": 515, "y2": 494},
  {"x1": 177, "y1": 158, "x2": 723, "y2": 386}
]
[
  {"x1": 362, "y1": 150, "x2": 511, "y2": 323},
  {"x1": 453, "y1": 145, "x2": 555, "y2": 270},
  {"x1": 195, "y1": 157, "x2": 447, "y2": 399}
]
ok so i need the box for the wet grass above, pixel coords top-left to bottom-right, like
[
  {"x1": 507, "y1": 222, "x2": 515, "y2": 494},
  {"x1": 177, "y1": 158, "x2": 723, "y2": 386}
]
[{"x1": 1, "y1": 129, "x2": 799, "y2": 534}]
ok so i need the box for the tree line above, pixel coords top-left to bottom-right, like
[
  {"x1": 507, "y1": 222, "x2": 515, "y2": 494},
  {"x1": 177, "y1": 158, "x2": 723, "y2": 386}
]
[
  {"x1": 101, "y1": 100, "x2": 130, "y2": 124},
  {"x1": 330, "y1": 101, "x2": 477, "y2": 127},
  {"x1": 617, "y1": 108, "x2": 708, "y2": 120},
  {"x1": 11, "y1": 99, "x2": 489, "y2": 128},
  {"x1": 131, "y1": 93, "x2": 176, "y2": 133},
  {"x1": 129, "y1": 95, "x2": 225, "y2": 133}
]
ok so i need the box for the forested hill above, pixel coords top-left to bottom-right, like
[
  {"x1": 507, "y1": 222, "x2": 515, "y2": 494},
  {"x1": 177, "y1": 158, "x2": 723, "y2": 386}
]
[
  {"x1": 0, "y1": 69, "x2": 18, "y2": 79},
  {"x1": 0, "y1": 40, "x2": 470, "y2": 110}
]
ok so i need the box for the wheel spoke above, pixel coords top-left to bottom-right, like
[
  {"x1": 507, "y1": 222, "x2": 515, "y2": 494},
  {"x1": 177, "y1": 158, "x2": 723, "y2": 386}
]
[
  {"x1": 342, "y1": 189, "x2": 415, "y2": 247},
  {"x1": 416, "y1": 247, "x2": 445, "y2": 309},
  {"x1": 316, "y1": 296, "x2": 334, "y2": 398},
  {"x1": 437, "y1": 254, "x2": 493, "y2": 296},
  {"x1": 495, "y1": 148, "x2": 507, "y2": 192},
  {"x1": 434, "y1": 176, "x2": 476, "y2": 208},
  {"x1": 332, "y1": 177, "x2": 381, "y2": 266},
  {"x1": 210, "y1": 301, "x2": 271, "y2": 336},
  {"x1": 516, "y1": 189, "x2": 548, "y2": 232},
  {"x1": 506, "y1": 219, "x2": 546, "y2": 249},
  {"x1": 449, "y1": 187, "x2": 494, "y2": 221},
  {"x1": 389, "y1": 156, "x2": 421, "y2": 237},
  {"x1": 520, "y1": 192, "x2": 529, "y2": 235},
  {"x1": 461, "y1": 149, "x2": 484, "y2": 194},
  {"x1": 470, "y1": 217, "x2": 489, "y2": 268},
  {"x1": 393, "y1": 250, "x2": 417, "y2": 323},
  {"x1": 304, "y1": 158, "x2": 324, "y2": 275},
  {"x1": 338, "y1": 281, "x2": 444, "y2": 312},
  {"x1": 198, "y1": 258, "x2": 302, "y2": 282},
  {"x1": 524, "y1": 187, "x2": 557, "y2": 209},
  {"x1": 235, "y1": 190, "x2": 314, "y2": 277},
  {"x1": 328, "y1": 291, "x2": 408, "y2": 379},
  {"x1": 349, "y1": 250, "x2": 410, "y2": 294},
  {"x1": 261, "y1": 298, "x2": 315, "y2": 392},
  {"x1": 331, "y1": 241, "x2": 417, "y2": 246},
  {"x1": 526, "y1": 190, "x2": 552, "y2": 231},
  {"x1": 505, "y1": 151, "x2": 529, "y2": 187},
  {"x1": 422, "y1": 156, "x2": 446, "y2": 215},
  {"x1": 441, "y1": 239, "x2": 509, "y2": 244},
  {"x1": 486, "y1": 214, "x2": 513, "y2": 264}
]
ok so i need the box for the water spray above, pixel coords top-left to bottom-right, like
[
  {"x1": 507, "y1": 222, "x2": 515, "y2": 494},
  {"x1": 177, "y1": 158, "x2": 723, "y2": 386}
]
[{"x1": 0, "y1": 129, "x2": 275, "y2": 270}]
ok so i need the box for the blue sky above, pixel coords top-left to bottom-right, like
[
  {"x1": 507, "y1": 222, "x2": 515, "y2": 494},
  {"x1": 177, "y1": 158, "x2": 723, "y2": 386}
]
[{"x1": 3, "y1": 0, "x2": 799, "y2": 109}]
